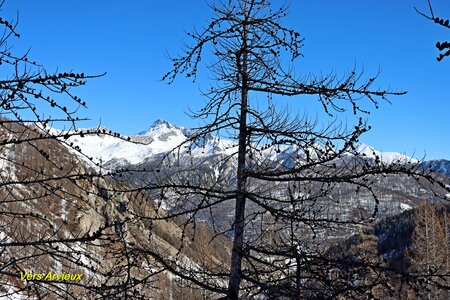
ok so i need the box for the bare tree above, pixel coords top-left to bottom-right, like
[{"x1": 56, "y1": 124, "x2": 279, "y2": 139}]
[
  {"x1": 0, "y1": 3, "x2": 165, "y2": 298},
  {"x1": 0, "y1": 1, "x2": 245, "y2": 298},
  {"x1": 3, "y1": 0, "x2": 448, "y2": 298},
  {"x1": 152, "y1": 0, "x2": 450, "y2": 298}
]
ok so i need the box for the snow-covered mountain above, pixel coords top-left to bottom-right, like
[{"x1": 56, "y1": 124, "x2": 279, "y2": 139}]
[
  {"x1": 67, "y1": 119, "x2": 237, "y2": 167},
  {"x1": 2, "y1": 121, "x2": 447, "y2": 299},
  {"x1": 67, "y1": 119, "x2": 187, "y2": 165},
  {"x1": 68, "y1": 119, "x2": 419, "y2": 168}
]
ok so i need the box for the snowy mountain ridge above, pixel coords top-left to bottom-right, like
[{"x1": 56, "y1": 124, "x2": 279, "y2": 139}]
[
  {"x1": 67, "y1": 119, "x2": 421, "y2": 168},
  {"x1": 354, "y1": 143, "x2": 418, "y2": 164}
]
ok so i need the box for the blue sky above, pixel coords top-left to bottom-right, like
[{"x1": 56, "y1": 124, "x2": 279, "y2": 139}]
[{"x1": 2, "y1": 0, "x2": 449, "y2": 159}]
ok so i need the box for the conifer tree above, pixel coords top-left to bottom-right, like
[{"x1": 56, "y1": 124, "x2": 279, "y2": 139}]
[{"x1": 410, "y1": 206, "x2": 450, "y2": 299}]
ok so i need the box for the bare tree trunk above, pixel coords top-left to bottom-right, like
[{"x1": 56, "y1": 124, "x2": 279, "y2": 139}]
[
  {"x1": 425, "y1": 209, "x2": 431, "y2": 300},
  {"x1": 445, "y1": 212, "x2": 450, "y2": 299},
  {"x1": 227, "y1": 8, "x2": 249, "y2": 299},
  {"x1": 296, "y1": 255, "x2": 302, "y2": 298}
]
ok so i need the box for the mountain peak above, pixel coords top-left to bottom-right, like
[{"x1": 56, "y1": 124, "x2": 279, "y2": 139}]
[
  {"x1": 355, "y1": 143, "x2": 377, "y2": 157},
  {"x1": 151, "y1": 119, "x2": 173, "y2": 129},
  {"x1": 137, "y1": 119, "x2": 177, "y2": 136}
]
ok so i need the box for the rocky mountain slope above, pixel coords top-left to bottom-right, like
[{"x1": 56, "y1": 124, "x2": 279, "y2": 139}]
[
  {"x1": 0, "y1": 122, "x2": 231, "y2": 299},
  {"x1": 420, "y1": 159, "x2": 450, "y2": 177}
]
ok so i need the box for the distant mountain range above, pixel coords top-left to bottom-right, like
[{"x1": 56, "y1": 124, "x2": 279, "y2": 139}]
[{"x1": 69, "y1": 119, "x2": 447, "y2": 171}]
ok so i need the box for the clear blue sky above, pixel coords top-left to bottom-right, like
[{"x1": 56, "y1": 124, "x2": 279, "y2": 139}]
[{"x1": 2, "y1": 0, "x2": 449, "y2": 160}]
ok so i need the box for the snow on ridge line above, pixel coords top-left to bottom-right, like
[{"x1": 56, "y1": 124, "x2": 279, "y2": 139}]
[{"x1": 355, "y1": 143, "x2": 418, "y2": 164}]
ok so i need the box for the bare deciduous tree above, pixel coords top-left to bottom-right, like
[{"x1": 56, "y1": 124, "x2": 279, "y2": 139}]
[
  {"x1": 0, "y1": 3, "x2": 229, "y2": 298},
  {"x1": 151, "y1": 0, "x2": 450, "y2": 298},
  {"x1": 0, "y1": 3, "x2": 163, "y2": 298}
]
